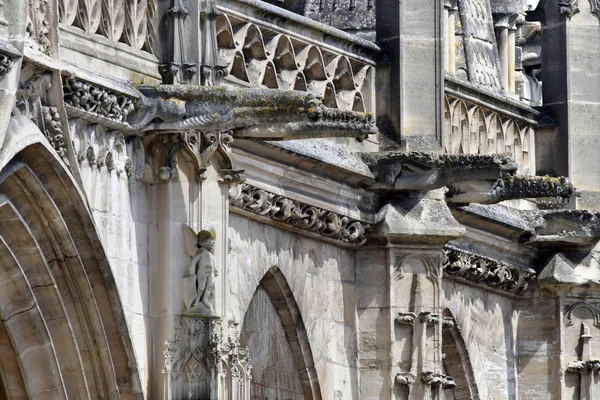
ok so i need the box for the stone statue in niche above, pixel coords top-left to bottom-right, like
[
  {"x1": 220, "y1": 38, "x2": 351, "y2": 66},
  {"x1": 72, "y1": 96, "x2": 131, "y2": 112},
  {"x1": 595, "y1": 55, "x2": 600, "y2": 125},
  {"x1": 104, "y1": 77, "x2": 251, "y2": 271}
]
[{"x1": 184, "y1": 225, "x2": 218, "y2": 314}]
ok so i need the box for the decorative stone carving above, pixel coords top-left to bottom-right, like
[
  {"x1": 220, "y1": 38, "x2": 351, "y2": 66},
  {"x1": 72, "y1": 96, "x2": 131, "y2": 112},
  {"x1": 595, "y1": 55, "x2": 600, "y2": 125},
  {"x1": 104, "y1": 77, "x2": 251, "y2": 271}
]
[
  {"x1": 129, "y1": 85, "x2": 376, "y2": 141},
  {"x1": 163, "y1": 317, "x2": 252, "y2": 400},
  {"x1": 163, "y1": 316, "x2": 216, "y2": 399},
  {"x1": 457, "y1": 0, "x2": 503, "y2": 90},
  {"x1": 69, "y1": 118, "x2": 133, "y2": 175},
  {"x1": 363, "y1": 151, "x2": 517, "y2": 191},
  {"x1": 396, "y1": 312, "x2": 417, "y2": 325},
  {"x1": 559, "y1": 0, "x2": 580, "y2": 19},
  {"x1": 42, "y1": 106, "x2": 68, "y2": 163},
  {"x1": 442, "y1": 245, "x2": 536, "y2": 294},
  {"x1": 524, "y1": 210, "x2": 600, "y2": 246},
  {"x1": 160, "y1": 0, "x2": 198, "y2": 84},
  {"x1": 0, "y1": 53, "x2": 14, "y2": 82},
  {"x1": 63, "y1": 77, "x2": 136, "y2": 123},
  {"x1": 564, "y1": 302, "x2": 600, "y2": 328},
  {"x1": 27, "y1": 0, "x2": 51, "y2": 53},
  {"x1": 422, "y1": 371, "x2": 456, "y2": 389},
  {"x1": 59, "y1": 0, "x2": 156, "y2": 54},
  {"x1": 183, "y1": 226, "x2": 218, "y2": 315},
  {"x1": 230, "y1": 183, "x2": 372, "y2": 245},
  {"x1": 210, "y1": 321, "x2": 252, "y2": 400},
  {"x1": 444, "y1": 93, "x2": 535, "y2": 174},
  {"x1": 395, "y1": 372, "x2": 416, "y2": 385},
  {"x1": 447, "y1": 175, "x2": 577, "y2": 204},
  {"x1": 215, "y1": 12, "x2": 374, "y2": 112},
  {"x1": 564, "y1": 322, "x2": 599, "y2": 399}
]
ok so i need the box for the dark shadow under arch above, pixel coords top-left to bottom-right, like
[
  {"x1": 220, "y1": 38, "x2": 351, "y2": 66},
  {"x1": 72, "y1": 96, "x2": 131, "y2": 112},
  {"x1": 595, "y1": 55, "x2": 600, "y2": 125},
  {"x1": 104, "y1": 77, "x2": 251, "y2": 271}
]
[
  {"x1": 241, "y1": 266, "x2": 322, "y2": 400},
  {"x1": 442, "y1": 309, "x2": 480, "y2": 400}
]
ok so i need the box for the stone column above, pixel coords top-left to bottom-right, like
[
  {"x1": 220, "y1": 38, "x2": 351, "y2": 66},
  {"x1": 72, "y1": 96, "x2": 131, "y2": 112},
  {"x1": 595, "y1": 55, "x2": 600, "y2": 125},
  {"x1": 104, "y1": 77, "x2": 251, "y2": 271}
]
[
  {"x1": 508, "y1": 25, "x2": 516, "y2": 93},
  {"x1": 358, "y1": 190, "x2": 464, "y2": 399},
  {"x1": 376, "y1": 0, "x2": 444, "y2": 151},
  {"x1": 495, "y1": 15, "x2": 510, "y2": 91},
  {"x1": 537, "y1": 0, "x2": 600, "y2": 204},
  {"x1": 447, "y1": 2, "x2": 457, "y2": 76}
]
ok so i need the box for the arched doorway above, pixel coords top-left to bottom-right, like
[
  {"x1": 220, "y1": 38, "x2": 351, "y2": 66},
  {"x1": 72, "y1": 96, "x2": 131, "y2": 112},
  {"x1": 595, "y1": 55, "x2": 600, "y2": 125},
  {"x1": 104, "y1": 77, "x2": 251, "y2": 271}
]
[
  {"x1": 0, "y1": 139, "x2": 140, "y2": 399},
  {"x1": 240, "y1": 267, "x2": 321, "y2": 400}
]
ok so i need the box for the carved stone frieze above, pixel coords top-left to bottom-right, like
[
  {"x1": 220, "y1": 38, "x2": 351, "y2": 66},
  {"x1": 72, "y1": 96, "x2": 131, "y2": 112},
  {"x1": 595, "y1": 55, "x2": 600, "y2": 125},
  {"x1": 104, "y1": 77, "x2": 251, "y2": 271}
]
[
  {"x1": 442, "y1": 245, "x2": 536, "y2": 294},
  {"x1": 559, "y1": 0, "x2": 580, "y2": 19},
  {"x1": 63, "y1": 76, "x2": 137, "y2": 123},
  {"x1": 215, "y1": 12, "x2": 374, "y2": 112},
  {"x1": 229, "y1": 183, "x2": 372, "y2": 245}
]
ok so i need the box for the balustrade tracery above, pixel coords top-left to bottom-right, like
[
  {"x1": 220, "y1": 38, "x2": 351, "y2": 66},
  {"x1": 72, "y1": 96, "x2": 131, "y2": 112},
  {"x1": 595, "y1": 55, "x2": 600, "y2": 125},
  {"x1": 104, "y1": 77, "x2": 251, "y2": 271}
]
[
  {"x1": 444, "y1": 94, "x2": 534, "y2": 174},
  {"x1": 58, "y1": 0, "x2": 157, "y2": 54},
  {"x1": 215, "y1": 12, "x2": 375, "y2": 113}
]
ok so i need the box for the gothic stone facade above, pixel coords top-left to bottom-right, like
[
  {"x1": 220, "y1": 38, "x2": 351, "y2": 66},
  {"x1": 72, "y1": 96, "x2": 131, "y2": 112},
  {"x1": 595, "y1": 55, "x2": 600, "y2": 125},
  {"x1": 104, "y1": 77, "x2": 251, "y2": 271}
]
[{"x1": 0, "y1": 0, "x2": 599, "y2": 399}]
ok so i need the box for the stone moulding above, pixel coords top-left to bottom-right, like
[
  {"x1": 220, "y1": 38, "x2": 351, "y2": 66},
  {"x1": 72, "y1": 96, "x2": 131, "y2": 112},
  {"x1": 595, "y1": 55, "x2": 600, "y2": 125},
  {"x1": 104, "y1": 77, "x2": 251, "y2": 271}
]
[
  {"x1": 442, "y1": 245, "x2": 536, "y2": 295},
  {"x1": 229, "y1": 183, "x2": 372, "y2": 245},
  {"x1": 63, "y1": 76, "x2": 138, "y2": 124}
]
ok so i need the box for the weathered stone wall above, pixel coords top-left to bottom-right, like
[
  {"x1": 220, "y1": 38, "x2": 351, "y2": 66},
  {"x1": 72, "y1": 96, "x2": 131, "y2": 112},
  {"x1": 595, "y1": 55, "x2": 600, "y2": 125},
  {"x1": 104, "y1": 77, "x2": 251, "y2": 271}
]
[
  {"x1": 78, "y1": 159, "x2": 153, "y2": 396},
  {"x1": 442, "y1": 279, "x2": 519, "y2": 399},
  {"x1": 228, "y1": 213, "x2": 360, "y2": 399}
]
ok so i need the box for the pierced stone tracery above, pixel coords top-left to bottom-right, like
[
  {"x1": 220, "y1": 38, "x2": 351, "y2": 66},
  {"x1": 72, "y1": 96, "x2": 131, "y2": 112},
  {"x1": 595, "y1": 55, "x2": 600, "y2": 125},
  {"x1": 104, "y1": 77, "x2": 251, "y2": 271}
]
[{"x1": 215, "y1": 12, "x2": 374, "y2": 113}]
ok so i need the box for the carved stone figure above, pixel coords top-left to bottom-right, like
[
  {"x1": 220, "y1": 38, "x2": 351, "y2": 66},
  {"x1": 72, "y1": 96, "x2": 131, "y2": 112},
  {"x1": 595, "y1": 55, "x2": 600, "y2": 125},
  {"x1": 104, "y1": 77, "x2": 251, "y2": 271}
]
[{"x1": 184, "y1": 226, "x2": 218, "y2": 314}]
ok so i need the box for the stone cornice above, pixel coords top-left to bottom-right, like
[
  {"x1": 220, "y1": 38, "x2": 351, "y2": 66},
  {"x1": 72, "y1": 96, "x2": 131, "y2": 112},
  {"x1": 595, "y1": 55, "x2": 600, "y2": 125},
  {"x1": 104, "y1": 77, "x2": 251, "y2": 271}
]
[
  {"x1": 442, "y1": 245, "x2": 536, "y2": 295},
  {"x1": 229, "y1": 183, "x2": 372, "y2": 246}
]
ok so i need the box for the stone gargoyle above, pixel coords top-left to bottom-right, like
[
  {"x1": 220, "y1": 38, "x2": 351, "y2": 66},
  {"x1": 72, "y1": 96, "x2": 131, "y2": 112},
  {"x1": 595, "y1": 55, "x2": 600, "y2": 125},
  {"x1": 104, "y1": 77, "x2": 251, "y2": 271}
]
[
  {"x1": 362, "y1": 152, "x2": 517, "y2": 191},
  {"x1": 128, "y1": 85, "x2": 377, "y2": 141},
  {"x1": 362, "y1": 151, "x2": 577, "y2": 205},
  {"x1": 522, "y1": 209, "x2": 600, "y2": 246}
]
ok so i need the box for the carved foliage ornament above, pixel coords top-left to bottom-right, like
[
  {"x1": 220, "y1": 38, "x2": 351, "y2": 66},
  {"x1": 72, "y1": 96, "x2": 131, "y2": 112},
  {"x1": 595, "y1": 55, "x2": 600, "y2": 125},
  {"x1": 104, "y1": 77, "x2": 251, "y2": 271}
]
[
  {"x1": 230, "y1": 184, "x2": 372, "y2": 245},
  {"x1": 442, "y1": 246, "x2": 536, "y2": 294},
  {"x1": 63, "y1": 77, "x2": 136, "y2": 123},
  {"x1": 0, "y1": 53, "x2": 15, "y2": 82},
  {"x1": 591, "y1": 0, "x2": 600, "y2": 20}
]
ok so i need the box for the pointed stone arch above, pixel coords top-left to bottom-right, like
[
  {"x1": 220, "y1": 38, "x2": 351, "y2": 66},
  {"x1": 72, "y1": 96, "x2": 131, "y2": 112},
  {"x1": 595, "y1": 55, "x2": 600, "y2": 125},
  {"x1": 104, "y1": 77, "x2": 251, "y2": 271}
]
[
  {"x1": 240, "y1": 266, "x2": 322, "y2": 400},
  {"x1": 441, "y1": 309, "x2": 480, "y2": 400},
  {"x1": 0, "y1": 131, "x2": 141, "y2": 399}
]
